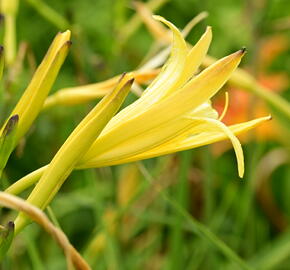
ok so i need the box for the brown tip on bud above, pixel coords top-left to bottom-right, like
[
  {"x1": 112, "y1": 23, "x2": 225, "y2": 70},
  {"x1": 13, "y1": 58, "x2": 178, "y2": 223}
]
[
  {"x1": 127, "y1": 78, "x2": 135, "y2": 85},
  {"x1": 7, "y1": 221, "x2": 14, "y2": 231},
  {"x1": 118, "y1": 72, "x2": 127, "y2": 82},
  {"x1": 66, "y1": 40, "x2": 72, "y2": 46},
  {"x1": 240, "y1": 47, "x2": 247, "y2": 54},
  {"x1": 3, "y1": 115, "x2": 19, "y2": 136},
  {"x1": 0, "y1": 46, "x2": 4, "y2": 55}
]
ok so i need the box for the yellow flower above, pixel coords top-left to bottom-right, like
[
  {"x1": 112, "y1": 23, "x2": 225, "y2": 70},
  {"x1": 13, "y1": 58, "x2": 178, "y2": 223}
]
[
  {"x1": 76, "y1": 16, "x2": 269, "y2": 178},
  {"x1": 9, "y1": 16, "x2": 270, "y2": 233}
]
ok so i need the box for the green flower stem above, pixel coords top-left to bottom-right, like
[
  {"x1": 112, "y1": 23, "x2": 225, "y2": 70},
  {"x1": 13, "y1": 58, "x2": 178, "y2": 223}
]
[
  {"x1": 1, "y1": 0, "x2": 18, "y2": 65},
  {"x1": 3, "y1": 14, "x2": 16, "y2": 65},
  {"x1": 5, "y1": 166, "x2": 46, "y2": 195}
]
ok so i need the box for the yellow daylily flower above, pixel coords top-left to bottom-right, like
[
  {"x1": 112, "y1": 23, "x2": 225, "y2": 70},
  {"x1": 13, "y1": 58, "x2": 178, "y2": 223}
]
[
  {"x1": 76, "y1": 16, "x2": 255, "y2": 178},
  {"x1": 9, "y1": 16, "x2": 270, "y2": 234}
]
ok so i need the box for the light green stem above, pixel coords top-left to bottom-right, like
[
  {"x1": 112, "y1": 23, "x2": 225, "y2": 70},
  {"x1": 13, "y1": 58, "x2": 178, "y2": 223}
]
[{"x1": 5, "y1": 166, "x2": 47, "y2": 195}]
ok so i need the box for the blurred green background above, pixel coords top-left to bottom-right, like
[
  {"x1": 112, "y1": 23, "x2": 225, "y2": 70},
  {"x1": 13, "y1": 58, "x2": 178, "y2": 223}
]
[{"x1": 1, "y1": 0, "x2": 290, "y2": 269}]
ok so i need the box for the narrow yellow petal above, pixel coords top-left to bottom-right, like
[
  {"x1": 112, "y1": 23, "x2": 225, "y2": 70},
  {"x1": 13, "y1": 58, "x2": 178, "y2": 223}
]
[
  {"x1": 138, "y1": 12, "x2": 209, "y2": 71},
  {"x1": 190, "y1": 117, "x2": 244, "y2": 178},
  {"x1": 43, "y1": 69, "x2": 158, "y2": 109},
  {"x1": 14, "y1": 75, "x2": 134, "y2": 233},
  {"x1": 142, "y1": 15, "x2": 188, "y2": 97},
  {"x1": 2, "y1": 31, "x2": 71, "y2": 142},
  {"x1": 179, "y1": 26, "x2": 212, "y2": 85}
]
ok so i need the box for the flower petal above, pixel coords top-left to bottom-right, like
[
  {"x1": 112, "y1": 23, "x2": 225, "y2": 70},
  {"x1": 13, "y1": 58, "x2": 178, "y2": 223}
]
[{"x1": 177, "y1": 26, "x2": 212, "y2": 87}]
